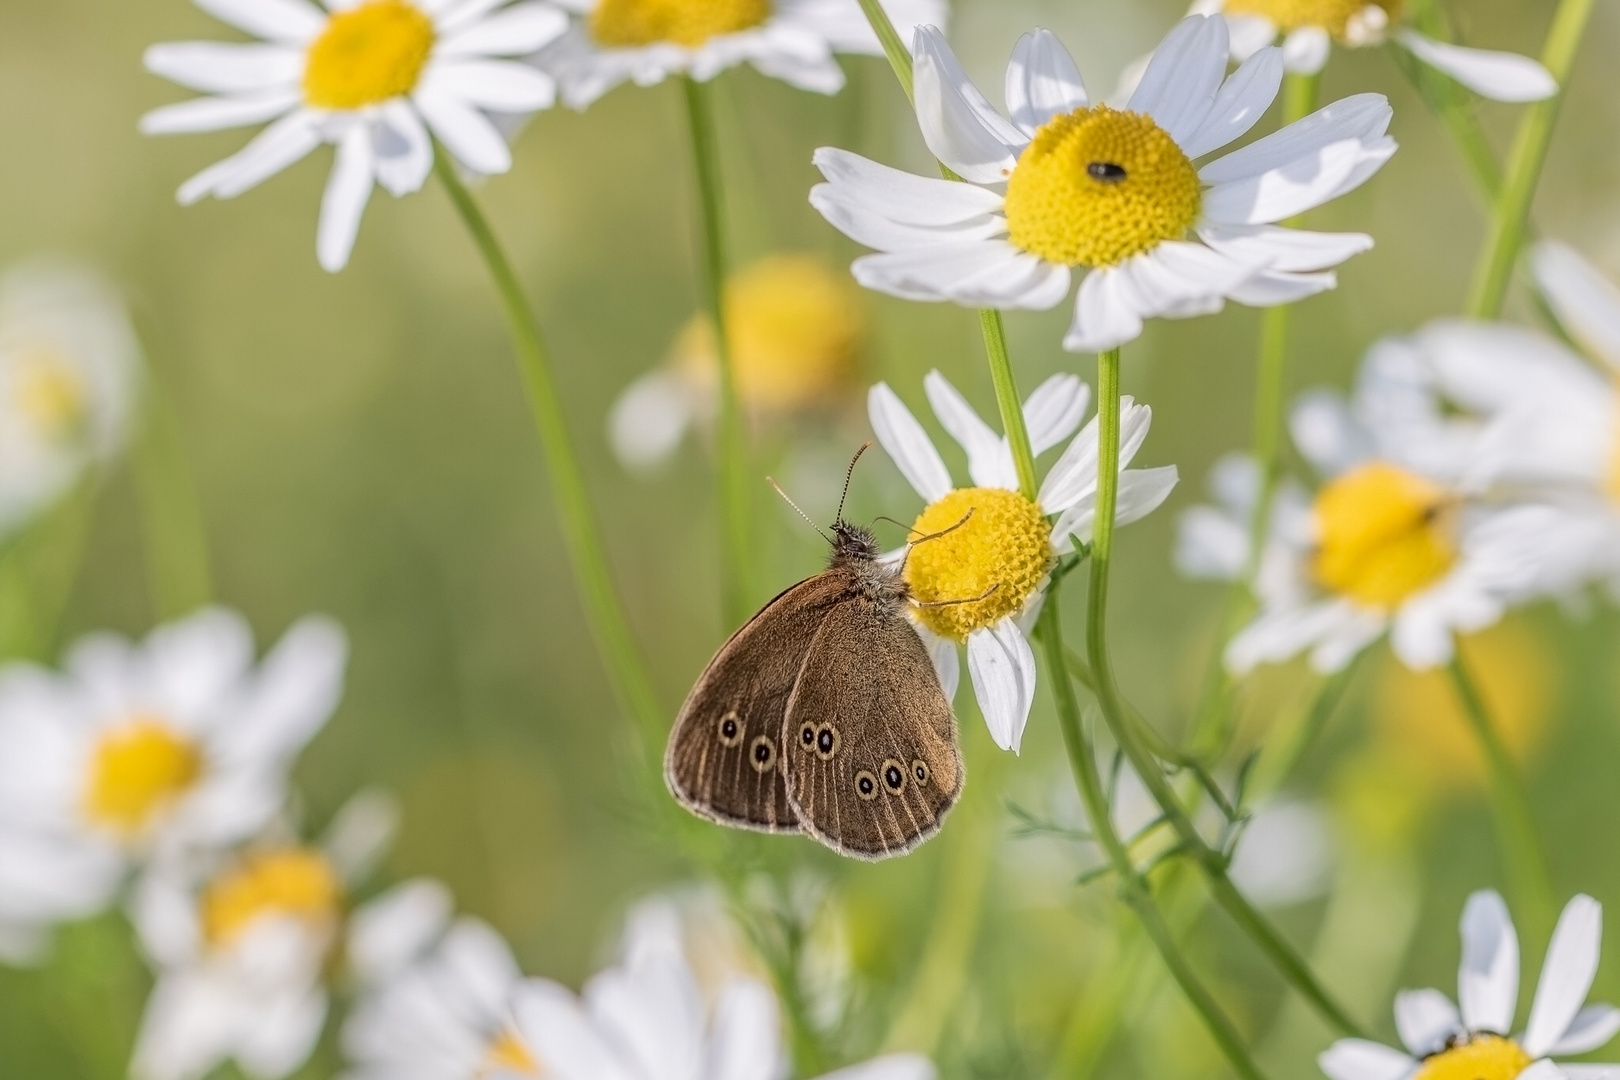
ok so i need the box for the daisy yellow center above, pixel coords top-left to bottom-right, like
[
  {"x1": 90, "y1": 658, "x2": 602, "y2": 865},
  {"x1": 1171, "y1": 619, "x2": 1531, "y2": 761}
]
[
  {"x1": 905, "y1": 487, "x2": 1052, "y2": 641},
  {"x1": 1002, "y1": 105, "x2": 1202, "y2": 268},
  {"x1": 1607, "y1": 394, "x2": 1620, "y2": 506},
  {"x1": 303, "y1": 0, "x2": 436, "y2": 110},
  {"x1": 590, "y1": 0, "x2": 771, "y2": 48},
  {"x1": 671, "y1": 254, "x2": 862, "y2": 413},
  {"x1": 83, "y1": 718, "x2": 202, "y2": 834},
  {"x1": 1223, "y1": 0, "x2": 1403, "y2": 37},
  {"x1": 201, "y1": 848, "x2": 343, "y2": 948},
  {"x1": 12, "y1": 347, "x2": 87, "y2": 437},
  {"x1": 481, "y1": 1031, "x2": 543, "y2": 1076},
  {"x1": 1310, "y1": 462, "x2": 1457, "y2": 609},
  {"x1": 1412, "y1": 1035, "x2": 1532, "y2": 1080}
]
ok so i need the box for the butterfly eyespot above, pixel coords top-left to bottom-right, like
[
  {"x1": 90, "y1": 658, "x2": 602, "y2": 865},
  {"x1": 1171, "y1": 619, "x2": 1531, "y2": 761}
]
[
  {"x1": 815, "y1": 724, "x2": 839, "y2": 761},
  {"x1": 749, "y1": 735, "x2": 777, "y2": 772},
  {"x1": 881, "y1": 759, "x2": 906, "y2": 793},
  {"x1": 912, "y1": 760, "x2": 930, "y2": 786},
  {"x1": 800, "y1": 722, "x2": 816, "y2": 748},
  {"x1": 717, "y1": 712, "x2": 743, "y2": 747},
  {"x1": 1087, "y1": 161, "x2": 1127, "y2": 182},
  {"x1": 854, "y1": 769, "x2": 878, "y2": 800}
]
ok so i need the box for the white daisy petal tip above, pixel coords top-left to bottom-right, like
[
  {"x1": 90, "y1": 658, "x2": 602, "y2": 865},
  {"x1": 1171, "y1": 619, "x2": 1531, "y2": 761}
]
[{"x1": 1396, "y1": 30, "x2": 1557, "y2": 103}]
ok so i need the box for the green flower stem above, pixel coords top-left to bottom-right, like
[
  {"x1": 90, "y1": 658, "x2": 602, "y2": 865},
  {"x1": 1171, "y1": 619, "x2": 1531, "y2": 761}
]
[
  {"x1": 682, "y1": 76, "x2": 755, "y2": 626},
  {"x1": 1086, "y1": 347, "x2": 1366, "y2": 1039},
  {"x1": 855, "y1": 0, "x2": 915, "y2": 104},
  {"x1": 1447, "y1": 653, "x2": 1557, "y2": 937},
  {"x1": 435, "y1": 153, "x2": 664, "y2": 744},
  {"x1": 1465, "y1": 0, "x2": 1595, "y2": 320},
  {"x1": 980, "y1": 310, "x2": 1039, "y2": 500},
  {"x1": 132, "y1": 369, "x2": 213, "y2": 620},
  {"x1": 1039, "y1": 583, "x2": 1268, "y2": 1080}
]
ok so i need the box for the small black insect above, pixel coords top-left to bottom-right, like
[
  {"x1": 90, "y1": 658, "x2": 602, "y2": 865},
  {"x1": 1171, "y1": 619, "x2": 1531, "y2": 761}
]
[{"x1": 1087, "y1": 161, "x2": 1128, "y2": 183}]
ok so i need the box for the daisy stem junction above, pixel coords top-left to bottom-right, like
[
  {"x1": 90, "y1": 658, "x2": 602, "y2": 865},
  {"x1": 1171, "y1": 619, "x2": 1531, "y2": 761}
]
[
  {"x1": 433, "y1": 152, "x2": 664, "y2": 746},
  {"x1": 1466, "y1": 0, "x2": 1595, "y2": 320},
  {"x1": 682, "y1": 76, "x2": 756, "y2": 626}
]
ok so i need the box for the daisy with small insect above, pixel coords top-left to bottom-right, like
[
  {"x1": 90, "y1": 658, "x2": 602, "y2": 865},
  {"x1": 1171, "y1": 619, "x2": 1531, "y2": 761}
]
[
  {"x1": 811, "y1": 15, "x2": 1395, "y2": 353},
  {"x1": 870, "y1": 372, "x2": 1177, "y2": 753},
  {"x1": 141, "y1": 0, "x2": 568, "y2": 271}
]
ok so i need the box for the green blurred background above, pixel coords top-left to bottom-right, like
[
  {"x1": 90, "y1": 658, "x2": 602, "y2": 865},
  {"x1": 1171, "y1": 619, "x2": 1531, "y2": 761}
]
[{"x1": 2, "y1": 0, "x2": 1619, "y2": 1076}]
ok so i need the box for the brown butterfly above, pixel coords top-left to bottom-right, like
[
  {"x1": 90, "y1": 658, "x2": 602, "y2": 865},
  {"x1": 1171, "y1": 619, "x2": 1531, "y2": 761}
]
[{"x1": 664, "y1": 446, "x2": 975, "y2": 860}]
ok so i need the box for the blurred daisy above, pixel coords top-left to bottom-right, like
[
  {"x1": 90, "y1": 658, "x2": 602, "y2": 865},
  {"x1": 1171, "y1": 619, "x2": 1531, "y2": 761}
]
[
  {"x1": 870, "y1": 371, "x2": 1178, "y2": 752},
  {"x1": 504, "y1": 896, "x2": 932, "y2": 1080},
  {"x1": 141, "y1": 0, "x2": 567, "y2": 271},
  {"x1": 810, "y1": 17, "x2": 1395, "y2": 354},
  {"x1": 1173, "y1": 450, "x2": 1310, "y2": 592},
  {"x1": 0, "y1": 608, "x2": 346, "y2": 961},
  {"x1": 1192, "y1": 0, "x2": 1556, "y2": 101},
  {"x1": 608, "y1": 253, "x2": 863, "y2": 470},
  {"x1": 130, "y1": 791, "x2": 406, "y2": 1080},
  {"x1": 538, "y1": 0, "x2": 946, "y2": 109},
  {"x1": 1320, "y1": 890, "x2": 1618, "y2": 1080},
  {"x1": 0, "y1": 260, "x2": 139, "y2": 539},
  {"x1": 342, "y1": 888, "x2": 536, "y2": 1080}
]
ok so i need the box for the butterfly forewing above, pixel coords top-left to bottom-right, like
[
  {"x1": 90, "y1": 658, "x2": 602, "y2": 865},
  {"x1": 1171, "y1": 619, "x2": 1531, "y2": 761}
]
[
  {"x1": 665, "y1": 573, "x2": 852, "y2": 833},
  {"x1": 782, "y1": 601, "x2": 963, "y2": 860}
]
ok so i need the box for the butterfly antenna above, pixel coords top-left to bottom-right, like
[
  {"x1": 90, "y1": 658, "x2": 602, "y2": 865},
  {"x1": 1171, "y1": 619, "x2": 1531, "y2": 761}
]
[
  {"x1": 897, "y1": 508, "x2": 974, "y2": 574},
  {"x1": 767, "y1": 477, "x2": 834, "y2": 546},
  {"x1": 834, "y1": 441, "x2": 871, "y2": 526}
]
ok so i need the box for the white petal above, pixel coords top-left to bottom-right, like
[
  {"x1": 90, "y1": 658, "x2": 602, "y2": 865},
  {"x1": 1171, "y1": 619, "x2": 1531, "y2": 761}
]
[
  {"x1": 1022, "y1": 374, "x2": 1089, "y2": 456},
  {"x1": 1459, "y1": 889, "x2": 1521, "y2": 1035},
  {"x1": 1520, "y1": 1061, "x2": 1570, "y2": 1080},
  {"x1": 608, "y1": 369, "x2": 695, "y2": 469},
  {"x1": 1394, "y1": 989, "x2": 1462, "y2": 1057},
  {"x1": 923, "y1": 371, "x2": 1016, "y2": 490},
  {"x1": 868, "y1": 383, "x2": 953, "y2": 502},
  {"x1": 817, "y1": 1055, "x2": 938, "y2": 1080},
  {"x1": 1554, "y1": 1006, "x2": 1620, "y2": 1057},
  {"x1": 421, "y1": 59, "x2": 555, "y2": 111},
  {"x1": 1282, "y1": 26, "x2": 1332, "y2": 74},
  {"x1": 852, "y1": 242, "x2": 1069, "y2": 309},
  {"x1": 1526, "y1": 895, "x2": 1604, "y2": 1056},
  {"x1": 1004, "y1": 29, "x2": 1087, "y2": 136},
  {"x1": 1065, "y1": 267, "x2": 1144, "y2": 353},
  {"x1": 192, "y1": 0, "x2": 326, "y2": 43},
  {"x1": 1128, "y1": 15, "x2": 1231, "y2": 146},
  {"x1": 371, "y1": 100, "x2": 434, "y2": 197},
  {"x1": 1561, "y1": 1068, "x2": 1620, "y2": 1080},
  {"x1": 966, "y1": 621, "x2": 1035, "y2": 753},
  {"x1": 1226, "y1": 14, "x2": 1280, "y2": 61},
  {"x1": 709, "y1": 980, "x2": 781, "y2": 1080},
  {"x1": 1227, "y1": 269, "x2": 1337, "y2": 306},
  {"x1": 811, "y1": 147, "x2": 1006, "y2": 225},
  {"x1": 1052, "y1": 465, "x2": 1178, "y2": 546},
  {"x1": 811, "y1": 185, "x2": 1007, "y2": 253},
  {"x1": 235, "y1": 988, "x2": 328, "y2": 1079},
  {"x1": 510, "y1": 979, "x2": 636, "y2": 1080},
  {"x1": 346, "y1": 878, "x2": 453, "y2": 983},
  {"x1": 1397, "y1": 30, "x2": 1557, "y2": 103},
  {"x1": 1532, "y1": 242, "x2": 1620, "y2": 371},
  {"x1": 436, "y1": 2, "x2": 568, "y2": 56},
  {"x1": 1118, "y1": 241, "x2": 1256, "y2": 318},
  {"x1": 1175, "y1": 504, "x2": 1250, "y2": 580},
  {"x1": 139, "y1": 88, "x2": 300, "y2": 134},
  {"x1": 1202, "y1": 132, "x2": 1396, "y2": 224},
  {"x1": 917, "y1": 624, "x2": 959, "y2": 701},
  {"x1": 1199, "y1": 224, "x2": 1373, "y2": 272},
  {"x1": 321, "y1": 788, "x2": 398, "y2": 882},
  {"x1": 143, "y1": 42, "x2": 302, "y2": 93},
  {"x1": 317, "y1": 124, "x2": 376, "y2": 272},
  {"x1": 1200, "y1": 91, "x2": 1393, "y2": 189},
  {"x1": 1179, "y1": 44, "x2": 1285, "y2": 159},
  {"x1": 1318, "y1": 1040, "x2": 1416, "y2": 1080},
  {"x1": 1288, "y1": 388, "x2": 1371, "y2": 475},
  {"x1": 911, "y1": 26, "x2": 1023, "y2": 183},
  {"x1": 414, "y1": 85, "x2": 511, "y2": 174},
  {"x1": 1039, "y1": 395, "x2": 1151, "y2": 513},
  {"x1": 435, "y1": 0, "x2": 512, "y2": 33},
  {"x1": 176, "y1": 108, "x2": 321, "y2": 203}
]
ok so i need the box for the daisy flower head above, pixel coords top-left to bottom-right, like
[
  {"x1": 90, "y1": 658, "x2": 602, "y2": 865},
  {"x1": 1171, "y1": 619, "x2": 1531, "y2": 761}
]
[
  {"x1": 537, "y1": 0, "x2": 947, "y2": 109},
  {"x1": 0, "y1": 260, "x2": 140, "y2": 540},
  {"x1": 608, "y1": 253, "x2": 864, "y2": 470},
  {"x1": 1321, "y1": 890, "x2": 1617, "y2": 1080},
  {"x1": 129, "y1": 791, "x2": 407, "y2": 1080},
  {"x1": 869, "y1": 371, "x2": 1178, "y2": 753},
  {"x1": 1192, "y1": 0, "x2": 1557, "y2": 101},
  {"x1": 141, "y1": 0, "x2": 569, "y2": 272},
  {"x1": 810, "y1": 16, "x2": 1396, "y2": 354},
  {"x1": 0, "y1": 608, "x2": 346, "y2": 961}
]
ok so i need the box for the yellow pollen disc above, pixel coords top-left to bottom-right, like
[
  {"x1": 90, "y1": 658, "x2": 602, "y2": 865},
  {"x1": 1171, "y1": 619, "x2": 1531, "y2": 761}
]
[
  {"x1": 303, "y1": 0, "x2": 436, "y2": 111},
  {"x1": 590, "y1": 0, "x2": 771, "y2": 48},
  {"x1": 1606, "y1": 394, "x2": 1620, "y2": 506},
  {"x1": 905, "y1": 487, "x2": 1052, "y2": 641},
  {"x1": 1310, "y1": 462, "x2": 1457, "y2": 609},
  {"x1": 1002, "y1": 105, "x2": 1201, "y2": 268},
  {"x1": 1412, "y1": 1035, "x2": 1532, "y2": 1080},
  {"x1": 481, "y1": 1031, "x2": 543, "y2": 1076},
  {"x1": 671, "y1": 254, "x2": 862, "y2": 414},
  {"x1": 201, "y1": 848, "x2": 343, "y2": 948},
  {"x1": 12, "y1": 348, "x2": 87, "y2": 436},
  {"x1": 1223, "y1": 0, "x2": 1403, "y2": 38},
  {"x1": 83, "y1": 719, "x2": 202, "y2": 834}
]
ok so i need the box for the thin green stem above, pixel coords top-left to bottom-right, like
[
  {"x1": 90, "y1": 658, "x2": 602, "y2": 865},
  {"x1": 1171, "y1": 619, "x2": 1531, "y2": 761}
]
[
  {"x1": 854, "y1": 0, "x2": 914, "y2": 102},
  {"x1": 979, "y1": 310, "x2": 1038, "y2": 500},
  {"x1": 435, "y1": 153, "x2": 663, "y2": 745},
  {"x1": 1466, "y1": 0, "x2": 1595, "y2": 319},
  {"x1": 682, "y1": 77, "x2": 754, "y2": 626},
  {"x1": 1447, "y1": 654, "x2": 1556, "y2": 937},
  {"x1": 1040, "y1": 586, "x2": 1267, "y2": 1080},
  {"x1": 1085, "y1": 348, "x2": 1365, "y2": 1039},
  {"x1": 1389, "y1": 0, "x2": 1502, "y2": 204},
  {"x1": 132, "y1": 369, "x2": 212, "y2": 619}
]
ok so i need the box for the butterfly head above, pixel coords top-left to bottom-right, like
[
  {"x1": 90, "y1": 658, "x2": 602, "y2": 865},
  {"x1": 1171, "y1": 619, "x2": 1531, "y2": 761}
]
[{"x1": 830, "y1": 520, "x2": 882, "y2": 564}]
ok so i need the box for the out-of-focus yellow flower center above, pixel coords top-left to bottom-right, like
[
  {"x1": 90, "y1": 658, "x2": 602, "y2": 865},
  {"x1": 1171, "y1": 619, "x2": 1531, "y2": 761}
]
[
  {"x1": 481, "y1": 1031, "x2": 542, "y2": 1076},
  {"x1": 202, "y1": 848, "x2": 343, "y2": 948},
  {"x1": 1310, "y1": 462, "x2": 1457, "y2": 608},
  {"x1": 1003, "y1": 105, "x2": 1201, "y2": 268},
  {"x1": 590, "y1": 0, "x2": 771, "y2": 48},
  {"x1": 303, "y1": 0, "x2": 435, "y2": 110},
  {"x1": 671, "y1": 254, "x2": 862, "y2": 414},
  {"x1": 906, "y1": 487, "x2": 1052, "y2": 641},
  {"x1": 83, "y1": 719, "x2": 202, "y2": 834},
  {"x1": 1223, "y1": 0, "x2": 1402, "y2": 37},
  {"x1": 11, "y1": 347, "x2": 87, "y2": 437},
  {"x1": 1607, "y1": 397, "x2": 1620, "y2": 505},
  {"x1": 1412, "y1": 1035, "x2": 1532, "y2": 1080}
]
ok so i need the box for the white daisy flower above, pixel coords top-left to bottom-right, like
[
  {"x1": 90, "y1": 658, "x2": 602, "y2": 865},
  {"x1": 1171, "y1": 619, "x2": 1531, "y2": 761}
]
[
  {"x1": 1219, "y1": 363, "x2": 1555, "y2": 675},
  {"x1": 1320, "y1": 890, "x2": 1618, "y2": 1080},
  {"x1": 1190, "y1": 0, "x2": 1557, "y2": 102},
  {"x1": 141, "y1": 0, "x2": 569, "y2": 272},
  {"x1": 869, "y1": 370, "x2": 1179, "y2": 753},
  {"x1": 129, "y1": 791, "x2": 406, "y2": 1080},
  {"x1": 342, "y1": 887, "x2": 537, "y2": 1080},
  {"x1": 537, "y1": 0, "x2": 947, "y2": 110},
  {"x1": 504, "y1": 896, "x2": 933, "y2": 1080},
  {"x1": 1173, "y1": 450, "x2": 1312, "y2": 593},
  {"x1": 0, "y1": 607, "x2": 346, "y2": 962},
  {"x1": 810, "y1": 16, "x2": 1396, "y2": 355},
  {"x1": 0, "y1": 260, "x2": 140, "y2": 540}
]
